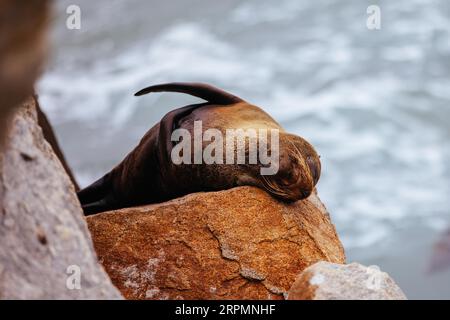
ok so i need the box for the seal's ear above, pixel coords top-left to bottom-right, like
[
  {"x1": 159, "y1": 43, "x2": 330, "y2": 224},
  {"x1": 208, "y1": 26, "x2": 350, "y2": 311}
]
[{"x1": 134, "y1": 82, "x2": 243, "y2": 105}]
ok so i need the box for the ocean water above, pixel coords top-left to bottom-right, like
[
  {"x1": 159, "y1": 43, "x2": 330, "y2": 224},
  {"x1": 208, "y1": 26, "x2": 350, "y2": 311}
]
[{"x1": 38, "y1": 0, "x2": 450, "y2": 298}]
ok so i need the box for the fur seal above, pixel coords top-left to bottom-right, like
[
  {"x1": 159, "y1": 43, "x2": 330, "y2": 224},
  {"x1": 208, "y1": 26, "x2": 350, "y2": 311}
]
[{"x1": 78, "y1": 82, "x2": 321, "y2": 215}]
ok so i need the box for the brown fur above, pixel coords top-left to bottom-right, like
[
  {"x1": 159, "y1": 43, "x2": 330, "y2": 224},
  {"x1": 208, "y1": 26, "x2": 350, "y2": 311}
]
[{"x1": 78, "y1": 83, "x2": 321, "y2": 215}]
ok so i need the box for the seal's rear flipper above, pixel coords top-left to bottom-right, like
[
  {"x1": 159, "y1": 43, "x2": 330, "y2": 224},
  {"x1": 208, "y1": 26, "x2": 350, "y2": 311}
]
[
  {"x1": 134, "y1": 82, "x2": 243, "y2": 105},
  {"x1": 81, "y1": 194, "x2": 118, "y2": 216},
  {"x1": 77, "y1": 173, "x2": 115, "y2": 215}
]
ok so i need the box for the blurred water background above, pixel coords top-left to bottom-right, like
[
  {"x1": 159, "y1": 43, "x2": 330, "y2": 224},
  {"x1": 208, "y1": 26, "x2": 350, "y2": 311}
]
[{"x1": 37, "y1": 0, "x2": 450, "y2": 298}]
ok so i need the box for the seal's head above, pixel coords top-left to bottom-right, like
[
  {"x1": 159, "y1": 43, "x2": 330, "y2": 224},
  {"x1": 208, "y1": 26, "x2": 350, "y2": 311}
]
[{"x1": 260, "y1": 133, "x2": 321, "y2": 201}]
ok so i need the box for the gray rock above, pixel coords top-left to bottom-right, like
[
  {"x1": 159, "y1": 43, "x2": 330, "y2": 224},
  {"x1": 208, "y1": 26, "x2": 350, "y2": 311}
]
[
  {"x1": 288, "y1": 261, "x2": 407, "y2": 300},
  {"x1": 0, "y1": 98, "x2": 122, "y2": 299},
  {"x1": 0, "y1": 0, "x2": 50, "y2": 149}
]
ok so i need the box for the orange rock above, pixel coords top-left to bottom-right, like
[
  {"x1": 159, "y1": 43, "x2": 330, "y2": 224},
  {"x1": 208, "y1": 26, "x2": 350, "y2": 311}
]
[{"x1": 87, "y1": 187, "x2": 345, "y2": 299}]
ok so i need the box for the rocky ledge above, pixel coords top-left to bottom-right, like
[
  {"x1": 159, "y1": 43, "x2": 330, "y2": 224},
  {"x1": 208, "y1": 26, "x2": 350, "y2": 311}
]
[
  {"x1": 1, "y1": 0, "x2": 407, "y2": 301},
  {"x1": 0, "y1": 96, "x2": 407, "y2": 300},
  {"x1": 0, "y1": 98, "x2": 122, "y2": 299},
  {"x1": 87, "y1": 186, "x2": 346, "y2": 299}
]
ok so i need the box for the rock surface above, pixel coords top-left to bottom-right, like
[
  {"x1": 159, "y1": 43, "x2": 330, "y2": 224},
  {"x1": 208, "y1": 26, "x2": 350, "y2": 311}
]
[
  {"x1": 0, "y1": 98, "x2": 122, "y2": 299},
  {"x1": 288, "y1": 261, "x2": 407, "y2": 300},
  {"x1": 87, "y1": 186, "x2": 345, "y2": 299}
]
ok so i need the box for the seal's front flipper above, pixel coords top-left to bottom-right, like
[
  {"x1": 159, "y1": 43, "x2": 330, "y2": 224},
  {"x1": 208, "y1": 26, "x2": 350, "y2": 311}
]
[
  {"x1": 134, "y1": 82, "x2": 243, "y2": 105},
  {"x1": 77, "y1": 173, "x2": 114, "y2": 215},
  {"x1": 81, "y1": 194, "x2": 118, "y2": 216},
  {"x1": 157, "y1": 103, "x2": 208, "y2": 170},
  {"x1": 134, "y1": 82, "x2": 244, "y2": 171}
]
